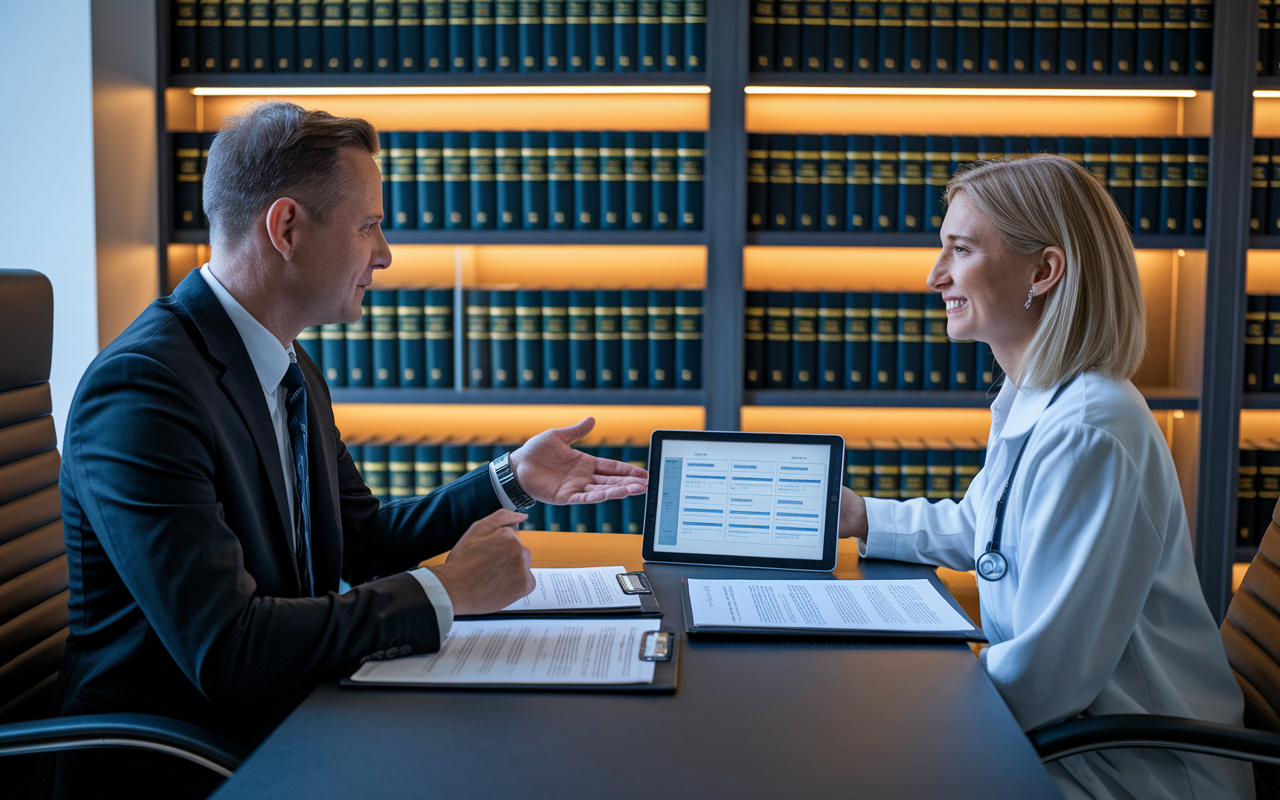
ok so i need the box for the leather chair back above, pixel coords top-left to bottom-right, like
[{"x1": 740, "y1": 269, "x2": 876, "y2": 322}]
[{"x1": 0, "y1": 269, "x2": 67, "y2": 724}]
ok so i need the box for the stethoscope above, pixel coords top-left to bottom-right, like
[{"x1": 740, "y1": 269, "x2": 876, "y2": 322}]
[{"x1": 976, "y1": 377, "x2": 1076, "y2": 582}]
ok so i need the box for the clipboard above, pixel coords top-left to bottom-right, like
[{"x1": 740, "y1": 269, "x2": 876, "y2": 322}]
[
  {"x1": 458, "y1": 571, "x2": 663, "y2": 620},
  {"x1": 679, "y1": 578, "x2": 987, "y2": 644}
]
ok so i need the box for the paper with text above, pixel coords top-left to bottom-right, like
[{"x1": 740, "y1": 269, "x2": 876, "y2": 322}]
[
  {"x1": 687, "y1": 579, "x2": 974, "y2": 632},
  {"x1": 349, "y1": 619, "x2": 659, "y2": 685},
  {"x1": 499, "y1": 566, "x2": 642, "y2": 612}
]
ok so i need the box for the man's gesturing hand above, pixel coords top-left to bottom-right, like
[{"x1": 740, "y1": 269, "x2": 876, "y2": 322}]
[
  {"x1": 428, "y1": 509, "x2": 535, "y2": 616},
  {"x1": 507, "y1": 417, "x2": 649, "y2": 505}
]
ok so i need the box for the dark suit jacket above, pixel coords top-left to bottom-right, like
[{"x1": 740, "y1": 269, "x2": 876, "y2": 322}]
[{"x1": 52, "y1": 272, "x2": 501, "y2": 796}]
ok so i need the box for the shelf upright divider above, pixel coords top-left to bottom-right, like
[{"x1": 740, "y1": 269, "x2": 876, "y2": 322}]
[
  {"x1": 703, "y1": 1, "x2": 749, "y2": 432},
  {"x1": 1195, "y1": 0, "x2": 1260, "y2": 622}
]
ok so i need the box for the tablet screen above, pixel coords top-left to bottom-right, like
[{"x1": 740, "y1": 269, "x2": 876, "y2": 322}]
[{"x1": 650, "y1": 437, "x2": 836, "y2": 563}]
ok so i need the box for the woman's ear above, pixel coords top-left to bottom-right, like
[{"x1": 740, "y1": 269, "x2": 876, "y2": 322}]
[{"x1": 1034, "y1": 246, "x2": 1066, "y2": 297}]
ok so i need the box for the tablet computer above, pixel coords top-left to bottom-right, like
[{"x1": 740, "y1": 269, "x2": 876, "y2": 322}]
[{"x1": 641, "y1": 430, "x2": 845, "y2": 572}]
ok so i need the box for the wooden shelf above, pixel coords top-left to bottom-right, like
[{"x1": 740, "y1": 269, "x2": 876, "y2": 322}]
[
  {"x1": 1241, "y1": 394, "x2": 1280, "y2": 410},
  {"x1": 745, "y1": 388, "x2": 1198, "y2": 411},
  {"x1": 330, "y1": 388, "x2": 706, "y2": 406},
  {"x1": 747, "y1": 232, "x2": 1206, "y2": 250},
  {"x1": 745, "y1": 73, "x2": 1212, "y2": 91},
  {"x1": 168, "y1": 72, "x2": 710, "y2": 90},
  {"x1": 171, "y1": 229, "x2": 706, "y2": 246}
]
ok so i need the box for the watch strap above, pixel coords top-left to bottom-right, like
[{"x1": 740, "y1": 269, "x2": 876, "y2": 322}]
[{"x1": 493, "y1": 452, "x2": 536, "y2": 512}]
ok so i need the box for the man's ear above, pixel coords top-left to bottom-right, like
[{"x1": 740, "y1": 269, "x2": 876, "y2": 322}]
[{"x1": 264, "y1": 197, "x2": 303, "y2": 261}]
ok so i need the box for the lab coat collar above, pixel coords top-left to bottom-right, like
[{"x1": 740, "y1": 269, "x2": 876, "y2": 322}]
[{"x1": 994, "y1": 377, "x2": 1064, "y2": 441}]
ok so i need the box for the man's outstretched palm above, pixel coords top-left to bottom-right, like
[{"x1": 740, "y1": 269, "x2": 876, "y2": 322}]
[{"x1": 509, "y1": 417, "x2": 649, "y2": 505}]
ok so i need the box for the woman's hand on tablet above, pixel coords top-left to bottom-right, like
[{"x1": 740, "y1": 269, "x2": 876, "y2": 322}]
[{"x1": 838, "y1": 486, "x2": 868, "y2": 543}]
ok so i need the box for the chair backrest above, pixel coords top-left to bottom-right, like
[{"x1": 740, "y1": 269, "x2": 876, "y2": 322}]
[
  {"x1": 1223, "y1": 499, "x2": 1280, "y2": 734},
  {"x1": 0, "y1": 269, "x2": 67, "y2": 724}
]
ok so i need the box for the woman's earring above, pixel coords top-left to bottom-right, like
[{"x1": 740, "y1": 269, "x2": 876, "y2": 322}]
[{"x1": 1024, "y1": 287, "x2": 1035, "y2": 309}]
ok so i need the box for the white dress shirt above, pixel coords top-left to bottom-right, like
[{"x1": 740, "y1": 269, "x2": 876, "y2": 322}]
[
  {"x1": 199, "y1": 265, "x2": 479, "y2": 640},
  {"x1": 862, "y1": 371, "x2": 1253, "y2": 800}
]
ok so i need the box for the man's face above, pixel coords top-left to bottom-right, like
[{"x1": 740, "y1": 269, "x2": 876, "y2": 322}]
[{"x1": 291, "y1": 146, "x2": 391, "y2": 325}]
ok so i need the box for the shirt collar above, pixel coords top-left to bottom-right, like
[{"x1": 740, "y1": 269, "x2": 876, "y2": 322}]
[
  {"x1": 991, "y1": 377, "x2": 1062, "y2": 442},
  {"x1": 199, "y1": 264, "x2": 294, "y2": 394}
]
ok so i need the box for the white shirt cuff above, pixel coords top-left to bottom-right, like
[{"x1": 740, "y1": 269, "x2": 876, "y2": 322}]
[
  {"x1": 488, "y1": 460, "x2": 517, "y2": 511},
  {"x1": 408, "y1": 567, "x2": 454, "y2": 640}
]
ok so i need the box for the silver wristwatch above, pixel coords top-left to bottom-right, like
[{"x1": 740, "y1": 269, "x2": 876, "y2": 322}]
[{"x1": 492, "y1": 452, "x2": 536, "y2": 512}]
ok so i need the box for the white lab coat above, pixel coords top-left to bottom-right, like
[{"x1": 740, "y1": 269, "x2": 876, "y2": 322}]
[{"x1": 863, "y1": 372, "x2": 1254, "y2": 800}]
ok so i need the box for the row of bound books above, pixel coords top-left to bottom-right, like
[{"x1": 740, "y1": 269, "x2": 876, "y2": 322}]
[
  {"x1": 844, "y1": 440, "x2": 988, "y2": 502},
  {"x1": 1238, "y1": 443, "x2": 1280, "y2": 548},
  {"x1": 750, "y1": 0, "x2": 1211, "y2": 76},
  {"x1": 749, "y1": 134, "x2": 1209, "y2": 236},
  {"x1": 172, "y1": 0, "x2": 705, "y2": 74},
  {"x1": 745, "y1": 291, "x2": 1003, "y2": 391},
  {"x1": 1249, "y1": 139, "x2": 1280, "y2": 236},
  {"x1": 1242, "y1": 294, "x2": 1280, "y2": 394},
  {"x1": 347, "y1": 441, "x2": 652, "y2": 532},
  {"x1": 1259, "y1": 1, "x2": 1280, "y2": 77}
]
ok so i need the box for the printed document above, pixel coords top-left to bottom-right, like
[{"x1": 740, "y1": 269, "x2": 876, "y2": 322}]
[
  {"x1": 499, "y1": 566, "x2": 642, "y2": 612},
  {"x1": 349, "y1": 619, "x2": 660, "y2": 686},
  {"x1": 687, "y1": 578, "x2": 974, "y2": 632}
]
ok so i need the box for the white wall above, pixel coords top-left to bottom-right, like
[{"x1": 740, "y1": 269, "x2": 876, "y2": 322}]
[{"x1": 0, "y1": 1, "x2": 98, "y2": 443}]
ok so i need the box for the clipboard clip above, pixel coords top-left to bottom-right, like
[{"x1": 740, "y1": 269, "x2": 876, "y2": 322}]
[
  {"x1": 616, "y1": 571, "x2": 652, "y2": 595},
  {"x1": 640, "y1": 630, "x2": 675, "y2": 662}
]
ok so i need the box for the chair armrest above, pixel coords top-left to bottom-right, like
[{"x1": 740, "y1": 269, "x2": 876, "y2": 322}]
[
  {"x1": 0, "y1": 712, "x2": 248, "y2": 777},
  {"x1": 1030, "y1": 714, "x2": 1280, "y2": 766}
]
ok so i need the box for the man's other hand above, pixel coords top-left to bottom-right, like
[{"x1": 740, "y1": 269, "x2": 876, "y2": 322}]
[
  {"x1": 428, "y1": 509, "x2": 535, "y2": 616},
  {"x1": 508, "y1": 417, "x2": 649, "y2": 505}
]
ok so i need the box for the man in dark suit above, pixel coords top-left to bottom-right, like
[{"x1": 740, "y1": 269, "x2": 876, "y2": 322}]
[{"x1": 52, "y1": 101, "x2": 647, "y2": 798}]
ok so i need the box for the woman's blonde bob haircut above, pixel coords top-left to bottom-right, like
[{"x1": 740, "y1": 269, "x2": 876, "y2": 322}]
[{"x1": 945, "y1": 154, "x2": 1146, "y2": 390}]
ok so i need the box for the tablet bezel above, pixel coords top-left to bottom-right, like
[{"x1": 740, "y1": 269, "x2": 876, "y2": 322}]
[{"x1": 640, "y1": 430, "x2": 845, "y2": 572}]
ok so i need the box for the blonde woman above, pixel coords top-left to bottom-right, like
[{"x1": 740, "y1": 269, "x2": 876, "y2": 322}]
[{"x1": 839, "y1": 155, "x2": 1252, "y2": 799}]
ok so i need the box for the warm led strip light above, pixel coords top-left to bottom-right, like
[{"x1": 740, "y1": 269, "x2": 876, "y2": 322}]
[
  {"x1": 745, "y1": 85, "x2": 1197, "y2": 98},
  {"x1": 190, "y1": 84, "x2": 711, "y2": 96},
  {"x1": 1257, "y1": 90, "x2": 1280, "y2": 98}
]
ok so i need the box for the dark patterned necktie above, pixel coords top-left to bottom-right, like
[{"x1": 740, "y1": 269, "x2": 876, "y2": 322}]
[{"x1": 281, "y1": 361, "x2": 314, "y2": 596}]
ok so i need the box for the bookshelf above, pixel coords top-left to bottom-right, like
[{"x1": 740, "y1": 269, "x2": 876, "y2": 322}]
[{"x1": 152, "y1": 1, "x2": 1260, "y2": 620}]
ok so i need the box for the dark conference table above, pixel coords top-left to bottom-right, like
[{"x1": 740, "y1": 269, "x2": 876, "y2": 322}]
[{"x1": 210, "y1": 534, "x2": 1062, "y2": 799}]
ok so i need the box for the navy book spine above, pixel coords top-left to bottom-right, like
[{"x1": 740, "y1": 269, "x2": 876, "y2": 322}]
[
  {"x1": 1005, "y1": 135, "x2": 1030, "y2": 157},
  {"x1": 345, "y1": 298, "x2": 373, "y2": 387},
  {"x1": 846, "y1": 446, "x2": 873, "y2": 494},
  {"x1": 516, "y1": 290, "x2": 543, "y2": 388},
  {"x1": 791, "y1": 291, "x2": 819, "y2": 388},
  {"x1": 872, "y1": 446, "x2": 900, "y2": 498},
  {"x1": 648, "y1": 290, "x2": 676, "y2": 388},
  {"x1": 414, "y1": 444, "x2": 441, "y2": 497},
  {"x1": 595, "y1": 446, "x2": 624, "y2": 532},
  {"x1": 625, "y1": 131, "x2": 653, "y2": 229},
  {"x1": 949, "y1": 339, "x2": 975, "y2": 390},
  {"x1": 542, "y1": 290, "x2": 570, "y2": 387},
  {"x1": 394, "y1": 0, "x2": 421, "y2": 69},
  {"x1": 683, "y1": 0, "x2": 704, "y2": 69},
  {"x1": 651, "y1": 131, "x2": 678, "y2": 229},
  {"x1": 568, "y1": 290, "x2": 596, "y2": 388},
  {"x1": 496, "y1": 130, "x2": 523, "y2": 229},
  {"x1": 397, "y1": 290, "x2": 426, "y2": 388},
  {"x1": 829, "y1": 0, "x2": 853, "y2": 69},
  {"x1": 1084, "y1": 0, "x2": 1108, "y2": 73},
  {"x1": 896, "y1": 292, "x2": 923, "y2": 390},
  {"x1": 615, "y1": 0, "x2": 638, "y2": 69},
  {"x1": 321, "y1": 324, "x2": 346, "y2": 386},
  {"x1": 175, "y1": 0, "x2": 199, "y2": 73},
  {"x1": 443, "y1": 131, "x2": 469, "y2": 229},
  {"x1": 820, "y1": 134, "x2": 848, "y2": 231},
  {"x1": 621, "y1": 290, "x2": 649, "y2": 389},
  {"x1": 898, "y1": 135, "x2": 926, "y2": 232},
  {"x1": 1268, "y1": 295, "x2": 1280, "y2": 392},
  {"x1": 766, "y1": 292, "x2": 792, "y2": 388},
  {"x1": 872, "y1": 135, "x2": 899, "y2": 232},
  {"x1": 953, "y1": 445, "x2": 982, "y2": 497},
  {"x1": 595, "y1": 290, "x2": 622, "y2": 387},
  {"x1": 745, "y1": 290, "x2": 767, "y2": 389},
  {"x1": 870, "y1": 293, "x2": 897, "y2": 391},
  {"x1": 930, "y1": 0, "x2": 956, "y2": 72},
  {"x1": 346, "y1": 0, "x2": 371, "y2": 70},
  {"x1": 248, "y1": 0, "x2": 273, "y2": 71},
  {"x1": 223, "y1": 0, "x2": 251, "y2": 71},
  {"x1": 378, "y1": 132, "x2": 391, "y2": 230},
  {"x1": 389, "y1": 131, "x2": 417, "y2": 229},
  {"x1": 389, "y1": 444, "x2": 417, "y2": 500},
  {"x1": 425, "y1": 288, "x2": 454, "y2": 387},
  {"x1": 297, "y1": 326, "x2": 323, "y2": 373},
  {"x1": 900, "y1": 446, "x2": 927, "y2": 499},
  {"x1": 1160, "y1": 137, "x2": 1187, "y2": 234},
  {"x1": 1259, "y1": 448, "x2": 1280, "y2": 547},
  {"x1": 448, "y1": 0, "x2": 472, "y2": 70},
  {"x1": 370, "y1": 290, "x2": 398, "y2": 388},
  {"x1": 803, "y1": 0, "x2": 829, "y2": 71},
  {"x1": 924, "y1": 134, "x2": 950, "y2": 232},
  {"x1": 1187, "y1": 0, "x2": 1210, "y2": 75},
  {"x1": 320, "y1": 0, "x2": 343, "y2": 70},
  {"x1": 371, "y1": 0, "x2": 395, "y2": 71},
  {"x1": 1269, "y1": 139, "x2": 1280, "y2": 235},
  {"x1": 1185, "y1": 136, "x2": 1208, "y2": 235},
  {"x1": 1033, "y1": 0, "x2": 1059, "y2": 73},
  {"x1": 675, "y1": 289, "x2": 702, "y2": 388},
  {"x1": 518, "y1": 0, "x2": 543, "y2": 70},
  {"x1": 415, "y1": 131, "x2": 444, "y2": 229},
  {"x1": 547, "y1": 131, "x2": 575, "y2": 229},
  {"x1": 622, "y1": 445, "x2": 648, "y2": 533},
  {"x1": 566, "y1": 0, "x2": 590, "y2": 70},
  {"x1": 852, "y1": 1, "x2": 876, "y2": 71},
  {"x1": 904, "y1": 1, "x2": 930, "y2": 71},
  {"x1": 473, "y1": 0, "x2": 495, "y2": 70},
  {"x1": 424, "y1": 0, "x2": 448, "y2": 70},
  {"x1": 636, "y1": 0, "x2": 661, "y2": 69},
  {"x1": 590, "y1": 0, "x2": 614, "y2": 69},
  {"x1": 1083, "y1": 135, "x2": 1110, "y2": 189},
  {"x1": 844, "y1": 292, "x2": 871, "y2": 389},
  {"x1": 273, "y1": 0, "x2": 298, "y2": 71},
  {"x1": 923, "y1": 293, "x2": 948, "y2": 391},
  {"x1": 1059, "y1": 0, "x2": 1084, "y2": 71},
  {"x1": 1135, "y1": 0, "x2": 1160, "y2": 74},
  {"x1": 466, "y1": 289, "x2": 491, "y2": 387},
  {"x1": 1256, "y1": 138, "x2": 1271, "y2": 236},
  {"x1": 769, "y1": 134, "x2": 796, "y2": 230},
  {"x1": 1057, "y1": 135, "x2": 1084, "y2": 168},
  {"x1": 296, "y1": 0, "x2": 321, "y2": 70},
  {"x1": 440, "y1": 444, "x2": 467, "y2": 487},
  {"x1": 199, "y1": 0, "x2": 223, "y2": 72},
  {"x1": 817, "y1": 292, "x2": 844, "y2": 389},
  {"x1": 574, "y1": 130, "x2": 601, "y2": 229},
  {"x1": 1162, "y1": 0, "x2": 1187, "y2": 73},
  {"x1": 363, "y1": 445, "x2": 390, "y2": 503},
  {"x1": 1262, "y1": 0, "x2": 1273, "y2": 77},
  {"x1": 976, "y1": 341, "x2": 999, "y2": 389},
  {"x1": 752, "y1": 0, "x2": 777, "y2": 70},
  {"x1": 1108, "y1": 136, "x2": 1136, "y2": 229},
  {"x1": 544, "y1": 0, "x2": 567, "y2": 68},
  {"x1": 599, "y1": 131, "x2": 626, "y2": 229},
  {"x1": 793, "y1": 134, "x2": 822, "y2": 231},
  {"x1": 926, "y1": 447, "x2": 954, "y2": 501},
  {"x1": 173, "y1": 133, "x2": 203, "y2": 230},
  {"x1": 1007, "y1": 0, "x2": 1033, "y2": 71},
  {"x1": 776, "y1": 0, "x2": 801, "y2": 70},
  {"x1": 981, "y1": 0, "x2": 1007, "y2": 71},
  {"x1": 878, "y1": 1, "x2": 905, "y2": 70},
  {"x1": 521, "y1": 130, "x2": 548, "y2": 228},
  {"x1": 1246, "y1": 294, "x2": 1266, "y2": 393},
  {"x1": 544, "y1": 502, "x2": 569, "y2": 531},
  {"x1": 1110, "y1": 0, "x2": 1135, "y2": 72},
  {"x1": 847, "y1": 135, "x2": 873, "y2": 230},
  {"x1": 677, "y1": 131, "x2": 704, "y2": 230},
  {"x1": 1134, "y1": 136, "x2": 1162, "y2": 234},
  {"x1": 490, "y1": 290, "x2": 517, "y2": 388},
  {"x1": 496, "y1": 0, "x2": 518, "y2": 70}
]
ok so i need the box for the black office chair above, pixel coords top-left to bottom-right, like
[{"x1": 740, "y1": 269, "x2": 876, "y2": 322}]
[
  {"x1": 1028, "y1": 500, "x2": 1280, "y2": 800},
  {"x1": 0, "y1": 270, "x2": 246, "y2": 799}
]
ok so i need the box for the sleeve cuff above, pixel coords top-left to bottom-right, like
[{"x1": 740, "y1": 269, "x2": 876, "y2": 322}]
[
  {"x1": 861, "y1": 497, "x2": 900, "y2": 560},
  {"x1": 408, "y1": 567, "x2": 454, "y2": 641},
  {"x1": 488, "y1": 461, "x2": 517, "y2": 512}
]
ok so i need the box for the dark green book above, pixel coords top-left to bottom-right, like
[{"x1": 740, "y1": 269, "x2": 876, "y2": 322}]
[
  {"x1": 952, "y1": 442, "x2": 982, "y2": 499},
  {"x1": 793, "y1": 134, "x2": 822, "y2": 231},
  {"x1": 923, "y1": 293, "x2": 948, "y2": 391},
  {"x1": 548, "y1": 131, "x2": 575, "y2": 229},
  {"x1": 896, "y1": 292, "x2": 923, "y2": 390},
  {"x1": 768, "y1": 134, "x2": 796, "y2": 230},
  {"x1": 415, "y1": 131, "x2": 443, "y2": 229},
  {"x1": 817, "y1": 292, "x2": 843, "y2": 390},
  {"x1": 878, "y1": 0, "x2": 905, "y2": 70},
  {"x1": 345, "y1": 297, "x2": 373, "y2": 387},
  {"x1": 1247, "y1": 294, "x2": 1266, "y2": 393},
  {"x1": 425, "y1": 288, "x2": 454, "y2": 388},
  {"x1": 845, "y1": 445, "x2": 872, "y2": 494},
  {"x1": 590, "y1": 0, "x2": 614, "y2": 70},
  {"x1": 625, "y1": 131, "x2": 653, "y2": 229},
  {"x1": 448, "y1": 0, "x2": 472, "y2": 70},
  {"x1": 615, "y1": 0, "x2": 638, "y2": 70},
  {"x1": 600, "y1": 131, "x2": 626, "y2": 230},
  {"x1": 957, "y1": 1, "x2": 981, "y2": 71},
  {"x1": 622, "y1": 444, "x2": 649, "y2": 533},
  {"x1": 173, "y1": 133, "x2": 203, "y2": 230},
  {"x1": 466, "y1": 443, "x2": 491, "y2": 473},
  {"x1": 515, "y1": 290, "x2": 543, "y2": 388},
  {"x1": 297, "y1": 326, "x2": 323, "y2": 373},
  {"x1": 870, "y1": 293, "x2": 897, "y2": 391},
  {"x1": 621, "y1": 290, "x2": 648, "y2": 389},
  {"x1": 595, "y1": 290, "x2": 622, "y2": 387},
  {"x1": 396, "y1": 290, "x2": 425, "y2": 388},
  {"x1": 802, "y1": 0, "x2": 828, "y2": 70},
  {"x1": 1258, "y1": 446, "x2": 1280, "y2": 545},
  {"x1": 346, "y1": 0, "x2": 371, "y2": 69},
  {"x1": 520, "y1": 0, "x2": 543, "y2": 71},
  {"x1": 1110, "y1": 0, "x2": 1135, "y2": 72},
  {"x1": 568, "y1": 290, "x2": 595, "y2": 388},
  {"x1": 1134, "y1": 136, "x2": 1161, "y2": 234},
  {"x1": 1108, "y1": 137, "x2": 1136, "y2": 229},
  {"x1": 443, "y1": 131, "x2": 469, "y2": 230},
  {"x1": 872, "y1": 135, "x2": 899, "y2": 232},
  {"x1": 847, "y1": 135, "x2": 873, "y2": 230},
  {"x1": 567, "y1": 0, "x2": 590, "y2": 70},
  {"x1": 1084, "y1": 0, "x2": 1108, "y2": 73},
  {"x1": 544, "y1": 0, "x2": 567, "y2": 70},
  {"x1": 490, "y1": 290, "x2": 517, "y2": 388},
  {"x1": 321, "y1": 0, "x2": 344, "y2": 70},
  {"x1": 897, "y1": 135, "x2": 926, "y2": 231},
  {"x1": 677, "y1": 131, "x2": 703, "y2": 230},
  {"x1": 1267, "y1": 295, "x2": 1280, "y2": 392},
  {"x1": 675, "y1": 290, "x2": 702, "y2": 389},
  {"x1": 1160, "y1": 137, "x2": 1187, "y2": 234},
  {"x1": 414, "y1": 443, "x2": 441, "y2": 496},
  {"x1": 1008, "y1": 0, "x2": 1032, "y2": 71},
  {"x1": 776, "y1": 0, "x2": 800, "y2": 69},
  {"x1": 976, "y1": 341, "x2": 1000, "y2": 390},
  {"x1": 1256, "y1": 139, "x2": 1272, "y2": 235},
  {"x1": 574, "y1": 130, "x2": 600, "y2": 229},
  {"x1": 1188, "y1": 0, "x2": 1210, "y2": 75},
  {"x1": 389, "y1": 131, "x2": 417, "y2": 229},
  {"x1": 791, "y1": 291, "x2": 818, "y2": 389},
  {"x1": 1135, "y1": 0, "x2": 1159, "y2": 74},
  {"x1": 651, "y1": 131, "x2": 678, "y2": 229},
  {"x1": 466, "y1": 289, "x2": 491, "y2": 387},
  {"x1": 348, "y1": 444, "x2": 365, "y2": 482},
  {"x1": 844, "y1": 291, "x2": 871, "y2": 389},
  {"x1": 981, "y1": 0, "x2": 1007, "y2": 71},
  {"x1": 175, "y1": 0, "x2": 199, "y2": 73},
  {"x1": 820, "y1": 134, "x2": 847, "y2": 231},
  {"x1": 273, "y1": 0, "x2": 298, "y2": 71},
  {"x1": 1240, "y1": 447, "x2": 1259, "y2": 546},
  {"x1": 473, "y1": 0, "x2": 496, "y2": 70},
  {"x1": 363, "y1": 444, "x2": 390, "y2": 504},
  {"x1": 389, "y1": 443, "x2": 415, "y2": 501},
  {"x1": 872, "y1": 444, "x2": 901, "y2": 499},
  {"x1": 949, "y1": 339, "x2": 975, "y2": 390},
  {"x1": 369, "y1": 289, "x2": 399, "y2": 388},
  {"x1": 321, "y1": 323, "x2": 346, "y2": 387},
  {"x1": 852, "y1": 0, "x2": 876, "y2": 70},
  {"x1": 829, "y1": 0, "x2": 853, "y2": 70},
  {"x1": 1186, "y1": 136, "x2": 1208, "y2": 235},
  {"x1": 925, "y1": 443, "x2": 954, "y2": 502},
  {"x1": 248, "y1": 0, "x2": 273, "y2": 71},
  {"x1": 647, "y1": 290, "x2": 675, "y2": 388},
  {"x1": 745, "y1": 290, "x2": 767, "y2": 389},
  {"x1": 748, "y1": 133, "x2": 769, "y2": 230},
  {"x1": 470, "y1": 131, "x2": 497, "y2": 229},
  {"x1": 1082, "y1": 136, "x2": 1110, "y2": 188},
  {"x1": 544, "y1": 502, "x2": 570, "y2": 531},
  {"x1": 198, "y1": 0, "x2": 224, "y2": 72},
  {"x1": 1060, "y1": 0, "x2": 1084, "y2": 72},
  {"x1": 899, "y1": 442, "x2": 927, "y2": 500},
  {"x1": 542, "y1": 290, "x2": 570, "y2": 388},
  {"x1": 377, "y1": 132, "x2": 391, "y2": 230},
  {"x1": 440, "y1": 444, "x2": 467, "y2": 487},
  {"x1": 297, "y1": 0, "x2": 322, "y2": 70},
  {"x1": 766, "y1": 291, "x2": 792, "y2": 388},
  {"x1": 497, "y1": 130, "x2": 523, "y2": 229},
  {"x1": 924, "y1": 135, "x2": 950, "y2": 232},
  {"x1": 520, "y1": 131, "x2": 548, "y2": 228},
  {"x1": 1032, "y1": 0, "x2": 1058, "y2": 73}
]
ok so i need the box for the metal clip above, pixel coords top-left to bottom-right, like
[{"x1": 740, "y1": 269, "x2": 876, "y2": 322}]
[
  {"x1": 640, "y1": 630, "x2": 674, "y2": 662},
  {"x1": 616, "y1": 571, "x2": 652, "y2": 594}
]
